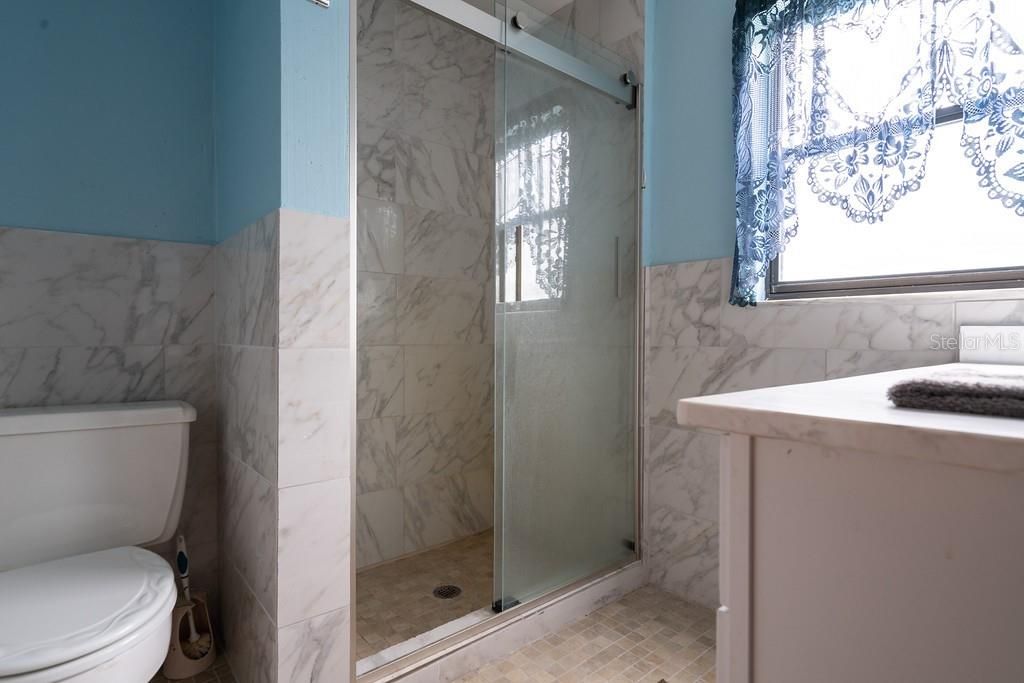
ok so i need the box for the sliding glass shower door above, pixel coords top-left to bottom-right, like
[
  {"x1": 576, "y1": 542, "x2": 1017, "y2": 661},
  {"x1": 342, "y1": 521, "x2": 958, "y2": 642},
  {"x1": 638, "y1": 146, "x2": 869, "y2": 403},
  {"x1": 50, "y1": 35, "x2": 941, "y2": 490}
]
[{"x1": 494, "y1": 44, "x2": 639, "y2": 609}]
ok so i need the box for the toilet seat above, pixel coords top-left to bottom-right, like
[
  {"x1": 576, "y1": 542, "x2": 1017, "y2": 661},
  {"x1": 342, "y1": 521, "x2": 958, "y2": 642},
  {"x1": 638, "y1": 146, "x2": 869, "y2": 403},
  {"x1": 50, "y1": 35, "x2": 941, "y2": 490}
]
[{"x1": 0, "y1": 547, "x2": 176, "y2": 681}]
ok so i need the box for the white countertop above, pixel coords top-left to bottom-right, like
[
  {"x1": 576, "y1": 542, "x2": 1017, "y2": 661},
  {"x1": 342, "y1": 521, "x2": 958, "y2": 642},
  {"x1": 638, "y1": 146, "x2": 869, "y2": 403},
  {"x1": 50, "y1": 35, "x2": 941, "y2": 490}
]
[{"x1": 677, "y1": 363, "x2": 1024, "y2": 473}]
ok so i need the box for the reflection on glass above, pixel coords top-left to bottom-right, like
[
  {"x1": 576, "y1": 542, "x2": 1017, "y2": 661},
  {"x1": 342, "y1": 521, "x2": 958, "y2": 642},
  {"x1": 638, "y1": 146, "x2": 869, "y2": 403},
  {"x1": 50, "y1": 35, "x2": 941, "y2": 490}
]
[
  {"x1": 495, "y1": 50, "x2": 638, "y2": 610},
  {"x1": 500, "y1": 105, "x2": 570, "y2": 302}
]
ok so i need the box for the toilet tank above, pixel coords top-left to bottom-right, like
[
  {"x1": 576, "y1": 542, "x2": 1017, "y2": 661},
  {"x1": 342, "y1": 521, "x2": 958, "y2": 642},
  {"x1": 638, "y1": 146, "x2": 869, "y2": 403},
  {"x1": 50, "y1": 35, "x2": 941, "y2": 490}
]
[{"x1": 0, "y1": 401, "x2": 195, "y2": 572}]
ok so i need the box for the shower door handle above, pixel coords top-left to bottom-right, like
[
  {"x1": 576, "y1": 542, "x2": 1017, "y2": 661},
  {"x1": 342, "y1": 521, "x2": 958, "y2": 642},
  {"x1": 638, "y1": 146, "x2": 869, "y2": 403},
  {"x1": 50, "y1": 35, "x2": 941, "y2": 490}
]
[
  {"x1": 498, "y1": 226, "x2": 523, "y2": 303},
  {"x1": 614, "y1": 236, "x2": 621, "y2": 299},
  {"x1": 514, "y1": 225, "x2": 523, "y2": 303},
  {"x1": 498, "y1": 228, "x2": 506, "y2": 303}
]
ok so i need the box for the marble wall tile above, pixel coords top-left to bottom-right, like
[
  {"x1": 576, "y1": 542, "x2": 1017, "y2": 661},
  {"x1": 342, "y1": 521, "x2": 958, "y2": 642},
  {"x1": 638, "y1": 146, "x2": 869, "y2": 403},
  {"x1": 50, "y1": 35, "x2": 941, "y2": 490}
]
[
  {"x1": 279, "y1": 211, "x2": 350, "y2": 349},
  {"x1": 357, "y1": 0, "x2": 498, "y2": 572},
  {"x1": 403, "y1": 466, "x2": 492, "y2": 553},
  {"x1": 0, "y1": 227, "x2": 220, "y2": 626},
  {"x1": 358, "y1": 272, "x2": 398, "y2": 345},
  {"x1": 719, "y1": 297, "x2": 956, "y2": 351},
  {"x1": 216, "y1": 212, "x2": 279, "y2": 347},
  {"x1": 358, "y1": 59, "x2": 405, "y2": 129},
  {"x1": 358, "y1": 198, "x2": 404, "y2": 275},
  {"x1": 404, "y1": 344, "x2": 493, "y2": 415},
  {"x1": 164, "y1": 344, "x2": 217, "y2": 444},
  {"x1": 395, "y1": 135, "x2": 495, "y2": 219},
  {"x1": 598, "y1": 0, "x2": 644, "y2": 51},
  {"x1": 222, "y1": 456, "x2": 278, "y2": 621},
  {"x1": 278, "y1": 607, "x2": 351, "y2": 683},
  {"x1": 609, "y1": 29, "x2": 644, "y2": 75},
  {"x1": 176, "y1": 441, "x2": 220, "y2": 549},
  {"x1": 646, "y1": 426, "x2": 719, "y2": 524},
  {"x1": 357, "y1": 345, "x2": 404, "y2": 418},
  {"x1": 401, "y1": 69, "x2": 495, "y2": 157},
  {"x1": 644, "y1": 345, "x2": 827, "y2": 427},
  {"x1": 0, "y1": 228, "x2": 213, "y2": 348},
  {"x1": 956, "y1": 299, "x2": 1024, "y2": 326},
  {"x1": 357, "y1": 417, "x2": 398, "y2": 494},
  {"x1": 394, "y1": 4, "x2": 494, "y2": 90},
  {"x1": 645, "y1": 509, "x2": 718, "y2": 611},
  {"x1": 278, "y1": 348, "x2": 350, "y2": 488},
  {"x1": 219, "y1": 345, "x2": 279, "y2": 483},
  {"x1": 222, "y1": 564, "x2": 277, "y2": 683},
  {"x1": 549, "y1": 0, "x2": 600, "y2": 43},
  {"x1": 404, "y1": 207, "x2": 491, "y2": 282},
  {"x1": 825, "y1": 349, "x2": 957, "y2": 380},
  {"x1": 278, "y1": 477, "x2": 351, "y2": 626},
  {"x1": 358, "y1": 125, "x2": 398, "y2": 202},
  {"x1": 542, "y1": 0, "x2": 645, "y2": 71},
  {"x1": 357, "y1": 0, "x2": 397, "y2": 66},
  {"x1": 396, "y1": 277, "x2": 489, "y2": 344},
  {"x1": 0, "y1": 345, "x2": 164, "y2": 408},
  {"x1": 645, "y1": 260, "x2": 722, "y2": 348},
  {"x1": 396, "y1": 410, "x2": 492, "y2": 485},
  {"x1": 356, "y1": 488, "x2": 405, "y2": 568}
]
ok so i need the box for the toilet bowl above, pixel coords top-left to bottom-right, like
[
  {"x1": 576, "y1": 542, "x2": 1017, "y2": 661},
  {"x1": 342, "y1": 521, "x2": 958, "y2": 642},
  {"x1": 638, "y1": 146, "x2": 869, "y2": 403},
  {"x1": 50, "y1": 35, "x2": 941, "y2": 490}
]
[{"x1": 0, "y1": 402, "x2": 195, "y2": 683}]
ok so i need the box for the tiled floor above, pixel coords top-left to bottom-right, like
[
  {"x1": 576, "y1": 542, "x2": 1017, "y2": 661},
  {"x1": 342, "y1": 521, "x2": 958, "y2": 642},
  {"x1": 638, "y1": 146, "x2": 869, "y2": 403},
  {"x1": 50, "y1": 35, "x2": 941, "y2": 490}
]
[
  {"x1": 453, "y1": 587, "x2": 716, "y2": 683},
  {"x1": 150, "y1": 655, "x2": 233, "y2": 682},
  {"x1": 356, "y1": 530, "x2": 494, "y2": 660}
]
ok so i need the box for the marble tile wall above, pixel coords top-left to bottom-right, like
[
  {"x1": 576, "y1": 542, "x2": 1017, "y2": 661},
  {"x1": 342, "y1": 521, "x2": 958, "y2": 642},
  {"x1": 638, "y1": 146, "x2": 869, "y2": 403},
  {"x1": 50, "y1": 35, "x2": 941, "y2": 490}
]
[
  {"x1": 216, "y1": 209, "x2": 353, "y2": 683},
  {"x1": 642, "y1": 256, "x2": 1024, "y2": 609},
  {"x1": 356, "y1": 0, "x2": 496, "y2": 570},
  {"x1": 544, "y1": 0, "x2": 645, "y2": 76},
  {"x1": 0, "y1": 226, "x2": 220, "y2": 610}
]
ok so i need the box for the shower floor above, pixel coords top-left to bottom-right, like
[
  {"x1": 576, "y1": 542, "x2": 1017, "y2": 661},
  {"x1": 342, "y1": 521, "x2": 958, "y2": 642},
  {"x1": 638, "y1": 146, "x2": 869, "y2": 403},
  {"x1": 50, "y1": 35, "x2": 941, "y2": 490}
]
[
  {"x1": 453, "y1": 586, "x2": 717, "y2": 683},
  {"x1": 356, "y1": 530, "x2": 494, "y2": 661}
]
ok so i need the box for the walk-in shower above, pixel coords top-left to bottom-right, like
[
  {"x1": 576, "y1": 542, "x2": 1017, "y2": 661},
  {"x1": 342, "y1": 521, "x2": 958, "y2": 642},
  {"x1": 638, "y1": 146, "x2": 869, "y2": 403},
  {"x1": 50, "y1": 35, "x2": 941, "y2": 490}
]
[{"x1": 355, "y1": 0, "x2": 641, "y2": 672}]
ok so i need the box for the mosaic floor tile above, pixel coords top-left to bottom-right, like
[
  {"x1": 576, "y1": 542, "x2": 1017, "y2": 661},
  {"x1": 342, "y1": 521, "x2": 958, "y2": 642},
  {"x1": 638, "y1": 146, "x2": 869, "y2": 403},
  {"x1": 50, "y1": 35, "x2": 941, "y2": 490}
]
[
  {"x1": 452, "y1": 587, "x2": 716, "y2": 683},
  {"x1": 356, "y1": 529, "x2": 494, "y2": 660}
]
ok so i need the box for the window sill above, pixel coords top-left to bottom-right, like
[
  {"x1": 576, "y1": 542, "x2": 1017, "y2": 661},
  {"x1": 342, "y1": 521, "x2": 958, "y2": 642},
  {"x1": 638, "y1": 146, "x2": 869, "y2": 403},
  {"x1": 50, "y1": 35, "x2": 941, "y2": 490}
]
[{"x1": 763, "y1": 285, "x2": 1024, "y2": 307}]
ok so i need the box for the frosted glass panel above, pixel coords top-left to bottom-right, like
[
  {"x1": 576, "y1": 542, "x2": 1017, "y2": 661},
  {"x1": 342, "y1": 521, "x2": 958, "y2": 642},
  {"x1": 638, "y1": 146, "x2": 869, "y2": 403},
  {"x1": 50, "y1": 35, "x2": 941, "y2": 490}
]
[{"x1": 494, "y1": 50, "x2": 638, "y2": 609}]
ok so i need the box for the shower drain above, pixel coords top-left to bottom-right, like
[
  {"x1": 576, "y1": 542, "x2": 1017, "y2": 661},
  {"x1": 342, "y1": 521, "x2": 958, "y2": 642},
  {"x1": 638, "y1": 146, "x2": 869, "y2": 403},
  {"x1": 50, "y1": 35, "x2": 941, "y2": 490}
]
[{"x1": 432, "y1": 584, "x2": 462, "y2": 600}]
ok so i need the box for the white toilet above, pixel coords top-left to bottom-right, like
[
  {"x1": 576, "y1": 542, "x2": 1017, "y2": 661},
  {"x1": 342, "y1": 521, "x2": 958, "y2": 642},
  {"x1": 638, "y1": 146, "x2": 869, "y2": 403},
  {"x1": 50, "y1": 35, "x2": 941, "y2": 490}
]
[{"x1": 0, "y1": 401, "x2": 196, "y2": 682}]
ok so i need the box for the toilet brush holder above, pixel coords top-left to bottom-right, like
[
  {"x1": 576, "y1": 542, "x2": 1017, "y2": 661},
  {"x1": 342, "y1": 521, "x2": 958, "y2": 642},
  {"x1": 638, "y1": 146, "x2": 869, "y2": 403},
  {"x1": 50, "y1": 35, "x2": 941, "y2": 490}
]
[{"x1": 161, "y1": 591, "x2": 216, "y2": 679}]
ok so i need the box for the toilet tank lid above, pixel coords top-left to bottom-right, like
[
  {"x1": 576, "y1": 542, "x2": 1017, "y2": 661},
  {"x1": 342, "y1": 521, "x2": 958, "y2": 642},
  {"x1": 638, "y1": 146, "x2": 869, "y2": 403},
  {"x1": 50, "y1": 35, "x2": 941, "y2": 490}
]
[{"x1": 0, "y1": 401, "x2": 196, "y2": 437}]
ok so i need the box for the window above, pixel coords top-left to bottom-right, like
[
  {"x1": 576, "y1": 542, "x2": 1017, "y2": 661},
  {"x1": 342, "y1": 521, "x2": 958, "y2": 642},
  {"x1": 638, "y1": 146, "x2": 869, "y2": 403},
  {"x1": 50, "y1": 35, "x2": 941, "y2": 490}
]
[
  {"x1": 498, "y1": 106, "x2": 570, "y2": 304},
  {"x1": 731, "y1": 0, "x2": 1024, "y2": 305},
  {"x1": 771, "y1": 106, "x2": 1024, "y2": 298}
]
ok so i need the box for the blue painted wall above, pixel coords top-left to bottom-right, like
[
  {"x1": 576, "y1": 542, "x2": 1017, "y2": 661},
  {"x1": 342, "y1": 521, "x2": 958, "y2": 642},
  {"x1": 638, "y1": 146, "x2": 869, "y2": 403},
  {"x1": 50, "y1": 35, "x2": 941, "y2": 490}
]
[
  {"x1": 215, "y1": 0, "x2": 349, "y2": 240},
  {"x1": 281, "y1": 0, "x2": 350, "y2": 220},
  {"x1": 214, "y1": 0, "x2": 283, "y2": 240},
  {"x1": 0, "y1": 1, "x2": 215, "y2": 244},
  {"x1": 0, "y1": 0, "x2": 351, "y2": 244},
  {"x1": 644, "y1": 0, "x2": 736, "y2": 266}
]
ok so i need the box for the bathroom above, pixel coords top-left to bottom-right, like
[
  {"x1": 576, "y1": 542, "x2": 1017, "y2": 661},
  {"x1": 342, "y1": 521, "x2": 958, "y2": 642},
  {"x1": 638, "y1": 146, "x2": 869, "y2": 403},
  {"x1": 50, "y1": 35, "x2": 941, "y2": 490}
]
[{"x1": 1, "y1": 1, "x2": 1023, "y2": 682}]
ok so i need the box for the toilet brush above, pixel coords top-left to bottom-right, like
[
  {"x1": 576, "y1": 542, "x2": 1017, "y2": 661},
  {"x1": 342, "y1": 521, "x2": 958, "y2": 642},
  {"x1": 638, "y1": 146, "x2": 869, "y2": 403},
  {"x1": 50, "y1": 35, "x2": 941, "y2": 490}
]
[{"x1": 175, "y1": 536, "x2": 212, "y2": 660}]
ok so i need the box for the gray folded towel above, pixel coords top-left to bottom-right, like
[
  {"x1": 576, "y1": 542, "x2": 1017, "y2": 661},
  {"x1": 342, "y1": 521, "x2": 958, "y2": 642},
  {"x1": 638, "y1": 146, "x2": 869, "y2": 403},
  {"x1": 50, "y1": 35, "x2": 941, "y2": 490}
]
[{"x1": 888, "y1": 367, "x2": 1024, "y2": 419}]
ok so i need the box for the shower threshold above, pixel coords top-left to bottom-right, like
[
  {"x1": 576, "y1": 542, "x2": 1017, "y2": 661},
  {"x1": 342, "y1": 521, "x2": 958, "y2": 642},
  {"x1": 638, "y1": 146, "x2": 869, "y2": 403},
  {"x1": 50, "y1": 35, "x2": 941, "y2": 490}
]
[
  {"x1": 356, "y1": 558, "x2": 645, "y2": 682},
  {"x1": 357, "y1": 606, "x2": 494, "y2": 676}
]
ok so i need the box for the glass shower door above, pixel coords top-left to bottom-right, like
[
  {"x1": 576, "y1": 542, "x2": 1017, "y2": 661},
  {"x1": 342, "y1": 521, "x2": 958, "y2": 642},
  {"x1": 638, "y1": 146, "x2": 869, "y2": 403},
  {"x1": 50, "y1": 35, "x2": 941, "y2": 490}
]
[{"x1": 494, "y1": 47, "x2": 639, "y2": 609}]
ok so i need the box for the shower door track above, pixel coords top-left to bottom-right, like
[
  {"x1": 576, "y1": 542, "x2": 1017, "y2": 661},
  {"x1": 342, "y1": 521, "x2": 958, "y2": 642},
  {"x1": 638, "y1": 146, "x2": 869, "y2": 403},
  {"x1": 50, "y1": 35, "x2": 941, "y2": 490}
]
[{"x1": 402, "y1": 0, "x2": 637, "y2": 107}]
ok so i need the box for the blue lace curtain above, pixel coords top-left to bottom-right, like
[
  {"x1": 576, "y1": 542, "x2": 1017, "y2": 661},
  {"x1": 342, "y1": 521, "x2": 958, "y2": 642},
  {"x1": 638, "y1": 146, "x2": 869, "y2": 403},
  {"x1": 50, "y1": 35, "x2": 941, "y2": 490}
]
[{"x1": 730, "y1": 0, "x2": 1024, "y2": 306}]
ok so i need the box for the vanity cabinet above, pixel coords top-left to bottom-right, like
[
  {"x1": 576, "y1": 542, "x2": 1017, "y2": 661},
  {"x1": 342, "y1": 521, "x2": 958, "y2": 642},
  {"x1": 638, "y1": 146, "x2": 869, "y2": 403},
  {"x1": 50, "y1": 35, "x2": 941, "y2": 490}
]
[{"x1": 678, "y1": 364, "x2": 1024, "y2": 683}]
